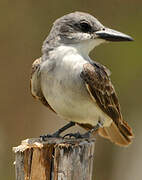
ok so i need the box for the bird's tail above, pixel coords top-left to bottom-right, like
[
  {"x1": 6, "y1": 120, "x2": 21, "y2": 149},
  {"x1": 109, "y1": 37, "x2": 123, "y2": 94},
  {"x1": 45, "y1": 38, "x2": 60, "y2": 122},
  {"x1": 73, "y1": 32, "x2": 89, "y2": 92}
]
[
  {"x1": 78, "y1": 120, "x2": 133, "y2": 146},
  {"x1": 98, "y1": 120, "x2": 133, "y2": 146}
]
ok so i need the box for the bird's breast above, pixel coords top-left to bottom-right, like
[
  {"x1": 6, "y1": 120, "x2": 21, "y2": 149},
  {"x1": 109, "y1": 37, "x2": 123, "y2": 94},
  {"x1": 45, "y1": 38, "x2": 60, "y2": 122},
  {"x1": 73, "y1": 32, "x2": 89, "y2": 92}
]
[
  {"x1": 40, "y1": 52, "x2": 112, "y2": 127},
  {"x1": 41, "y1": 53, "x2": 88, "y2": 109}
]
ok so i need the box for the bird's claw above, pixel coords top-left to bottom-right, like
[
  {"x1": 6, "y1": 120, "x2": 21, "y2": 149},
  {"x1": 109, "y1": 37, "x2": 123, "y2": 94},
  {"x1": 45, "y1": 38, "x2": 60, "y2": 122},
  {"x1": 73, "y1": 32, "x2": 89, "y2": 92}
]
[
  {"x1": 40, "y1": 132, "x2": 61, "y2": 141},
  {"x1": 63, "y1": 131, "x2": 91, "y2": 139}
]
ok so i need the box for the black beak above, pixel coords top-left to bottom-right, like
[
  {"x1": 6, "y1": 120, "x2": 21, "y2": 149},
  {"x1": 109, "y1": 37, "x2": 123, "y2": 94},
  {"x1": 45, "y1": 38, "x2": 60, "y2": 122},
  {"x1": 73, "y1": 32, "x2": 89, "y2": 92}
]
[{"x1": 95, "y1": 28, "x2": 133, "y2": 42}]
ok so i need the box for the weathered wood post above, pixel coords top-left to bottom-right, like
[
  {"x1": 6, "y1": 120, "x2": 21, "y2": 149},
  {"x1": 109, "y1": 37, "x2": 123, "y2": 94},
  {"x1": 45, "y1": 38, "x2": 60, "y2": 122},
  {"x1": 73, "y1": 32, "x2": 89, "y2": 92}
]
[{"x1": 13, "y1": 137, "x2": 95, "y2": 180}]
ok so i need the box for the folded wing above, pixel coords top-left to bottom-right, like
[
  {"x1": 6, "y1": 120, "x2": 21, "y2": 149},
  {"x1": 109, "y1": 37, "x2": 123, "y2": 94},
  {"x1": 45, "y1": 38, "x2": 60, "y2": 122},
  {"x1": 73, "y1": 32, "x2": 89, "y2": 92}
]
[
  {"x1": 30, "y1": 57, "x2": 55, "y2": 112},
  {"x1": 80, "y1": 62, "x2": 133, "y2": 146}
]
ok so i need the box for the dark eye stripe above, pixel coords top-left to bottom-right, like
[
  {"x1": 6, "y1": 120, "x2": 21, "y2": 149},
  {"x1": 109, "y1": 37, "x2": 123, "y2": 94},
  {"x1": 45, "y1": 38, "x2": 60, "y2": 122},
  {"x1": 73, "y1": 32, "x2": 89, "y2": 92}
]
[{"x1": 79, "y1": 22, "x2": 92, "y2": 33}]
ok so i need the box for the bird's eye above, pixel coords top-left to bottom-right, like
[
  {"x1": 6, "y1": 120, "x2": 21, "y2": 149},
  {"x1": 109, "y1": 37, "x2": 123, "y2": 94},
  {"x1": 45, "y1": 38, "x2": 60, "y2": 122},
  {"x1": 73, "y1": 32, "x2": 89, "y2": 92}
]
[{"x1": 80, "y1": 22, "x2": 92, "y2": 33}]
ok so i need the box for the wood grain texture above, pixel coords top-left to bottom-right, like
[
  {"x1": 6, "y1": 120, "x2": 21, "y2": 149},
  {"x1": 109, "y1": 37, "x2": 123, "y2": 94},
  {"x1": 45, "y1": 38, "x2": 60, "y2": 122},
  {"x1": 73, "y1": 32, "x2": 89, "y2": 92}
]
[{"x1": 13, "y1": 138, "x2": 95, "y2": 180}]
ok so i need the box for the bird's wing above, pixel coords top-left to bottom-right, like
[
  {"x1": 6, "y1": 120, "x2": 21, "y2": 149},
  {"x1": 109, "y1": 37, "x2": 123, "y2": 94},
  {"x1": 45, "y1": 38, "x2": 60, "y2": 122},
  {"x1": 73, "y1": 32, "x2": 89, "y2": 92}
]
[
  {"x1": 80, "y1": 62, "x2": 133, "y2": 146},
  {"x1": 30, "y1": 57, "x2": 55, "y2": 113}
]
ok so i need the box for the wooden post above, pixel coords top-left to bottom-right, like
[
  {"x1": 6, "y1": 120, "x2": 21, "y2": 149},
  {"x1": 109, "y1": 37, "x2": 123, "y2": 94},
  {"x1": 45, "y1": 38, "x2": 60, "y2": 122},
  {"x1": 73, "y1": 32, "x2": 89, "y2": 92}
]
[{"x1": 13, "y1": 137, "x2": 95, "y2": 180}]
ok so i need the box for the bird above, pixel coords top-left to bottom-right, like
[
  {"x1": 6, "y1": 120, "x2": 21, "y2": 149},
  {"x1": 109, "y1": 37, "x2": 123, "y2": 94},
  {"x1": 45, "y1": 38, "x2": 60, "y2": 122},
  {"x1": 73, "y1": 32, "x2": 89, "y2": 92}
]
[{"x1": 30, "y1": 12, "x2": 133, "y2": 146}]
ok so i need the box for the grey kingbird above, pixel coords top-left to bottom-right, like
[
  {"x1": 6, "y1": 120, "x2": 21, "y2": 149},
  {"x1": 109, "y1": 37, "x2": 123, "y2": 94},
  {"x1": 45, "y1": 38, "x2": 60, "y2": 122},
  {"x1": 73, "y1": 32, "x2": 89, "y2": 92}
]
[{"x1": 30, "y1": 12, "x2": 133, "y2": 146}]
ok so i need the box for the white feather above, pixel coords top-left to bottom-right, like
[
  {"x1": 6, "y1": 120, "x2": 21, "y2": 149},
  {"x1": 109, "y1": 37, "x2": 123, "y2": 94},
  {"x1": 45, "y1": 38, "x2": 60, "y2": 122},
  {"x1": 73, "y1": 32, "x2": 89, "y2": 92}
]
[{"x1": 40, "y1": 42, "x2": 112, "y2": 127}]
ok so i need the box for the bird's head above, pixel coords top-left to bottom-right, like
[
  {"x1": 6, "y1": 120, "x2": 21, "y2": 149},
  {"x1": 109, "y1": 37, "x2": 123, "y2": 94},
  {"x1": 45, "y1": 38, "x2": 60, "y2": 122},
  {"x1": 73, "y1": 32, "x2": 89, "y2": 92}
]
[{"x1": 44, "y1": 12, "x2": 133, "y2": 54}]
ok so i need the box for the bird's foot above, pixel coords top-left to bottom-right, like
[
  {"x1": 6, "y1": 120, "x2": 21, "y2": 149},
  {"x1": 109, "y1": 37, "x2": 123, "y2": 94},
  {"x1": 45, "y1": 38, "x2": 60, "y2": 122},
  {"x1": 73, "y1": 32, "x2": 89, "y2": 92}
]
[
  {"x1": 40, "y1": 122, "x2": 76, "y2": 141},
  {"x1": 63, "y1": 119, "x2": 104, "y2": 139},
  {"x1": 40, "y1": 131, "x2": 61, "y2": 141},
  {"x1": 63, "y1": 131, "x2": 91, "y2": 139}
]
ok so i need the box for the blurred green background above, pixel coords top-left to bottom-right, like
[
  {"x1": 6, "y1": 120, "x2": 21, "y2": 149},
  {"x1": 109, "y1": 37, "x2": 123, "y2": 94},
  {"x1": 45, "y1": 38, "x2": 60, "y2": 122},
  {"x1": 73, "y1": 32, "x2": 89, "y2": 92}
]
[{"x1": 0, "y1": 0, "x2": 142, "y2": 179}]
